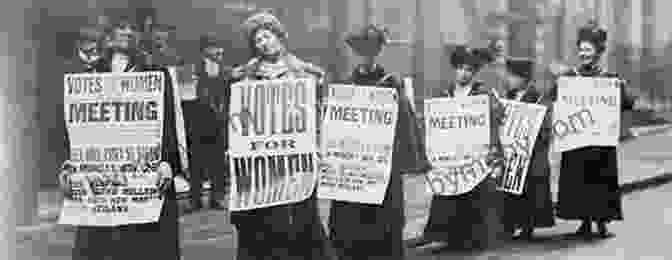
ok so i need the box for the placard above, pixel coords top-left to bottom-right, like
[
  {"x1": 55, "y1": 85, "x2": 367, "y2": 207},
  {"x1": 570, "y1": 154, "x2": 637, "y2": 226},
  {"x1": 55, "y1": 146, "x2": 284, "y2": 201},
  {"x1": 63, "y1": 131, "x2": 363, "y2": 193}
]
[
  {"x1": 424, "y1": 95, "x2": 492, "y2": 196},
  {"x1": 497, "y1": 99, "x2": 547, "y2": 194},
  {"x1": 228, "y1": 78, "x2": 319, "y2": 211},
  {"x1": 59, "y1": 71, "x2": 166, "y2": 226},
  {"x1": 552, "y1": 77, "x2": 621, "y2": 152},
  {"x1": 317, "y1": 84, "x2": 398, "y2": 204}
]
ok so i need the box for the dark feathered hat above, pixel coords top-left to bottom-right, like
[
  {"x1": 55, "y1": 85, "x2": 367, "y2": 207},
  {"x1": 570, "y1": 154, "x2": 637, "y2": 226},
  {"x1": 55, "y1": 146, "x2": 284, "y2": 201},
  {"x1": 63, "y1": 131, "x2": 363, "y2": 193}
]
[
  {"x1": 505, "y1": 58, "x2": 535, "y2": 80},
  {"x1": 576, "y1": 20, "x2": 607, "y2": 53},
  {"x1": 450, "y1": 45, "x2": 494, "y2": 70},
  {"x1": 199, "y1": 33, "x2": 224, "y2": 50},
  {"x1": 345, "y1": 24, "x2": 390, "y2": 57}
]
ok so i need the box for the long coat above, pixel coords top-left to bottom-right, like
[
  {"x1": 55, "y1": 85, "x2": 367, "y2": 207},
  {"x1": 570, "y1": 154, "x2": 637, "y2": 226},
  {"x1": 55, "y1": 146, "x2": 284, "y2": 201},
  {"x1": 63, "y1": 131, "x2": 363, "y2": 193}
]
[
  {"x1": 71, "y1": 61, "x2": 182, "y2": 260},
  {"x1": 550, "y1": 66, "x2": 634, "y2": 222},
  {"x1": 502, "y1": 86, "x2": 555, "y2": 230},
  {"x1": 229, "y1": 53, "x2": 330, "y2": 260},
  {"x1": 422, "y1": 80, "x2": 509, "y2": 251},
  {"x1": 328, "y1": 64, "x2": 430, "y2": 260}
]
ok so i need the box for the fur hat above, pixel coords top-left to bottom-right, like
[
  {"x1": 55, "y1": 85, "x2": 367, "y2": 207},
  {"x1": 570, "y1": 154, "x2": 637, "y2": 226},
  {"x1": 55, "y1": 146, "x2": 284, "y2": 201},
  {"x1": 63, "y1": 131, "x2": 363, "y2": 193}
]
[
  {"x1": 505, "y1": 58, "x2": 535, "y2": 80},
  {"x1": 242, "y1": 10, "x2": 287, "y2": 42},
  {"x1": 345, "y1": 24, "x2": 390, "y2": 57},
  {"x1": 450, "y1": 45, "x2": 494, "y2": 70},
  {"x1": 576, "y1": 20, "x2": 607, "y2": 53}
]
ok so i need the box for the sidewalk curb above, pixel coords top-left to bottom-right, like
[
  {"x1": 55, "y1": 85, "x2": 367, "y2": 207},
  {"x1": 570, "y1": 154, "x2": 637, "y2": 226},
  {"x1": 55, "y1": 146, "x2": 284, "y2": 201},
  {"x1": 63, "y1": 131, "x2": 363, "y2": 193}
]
[
  {"x1": 403, "y1": 171, "x2": 672, "y2": 247},
  {"x1": 629, "y1": 124, "x2": 672, "y2": 137}
]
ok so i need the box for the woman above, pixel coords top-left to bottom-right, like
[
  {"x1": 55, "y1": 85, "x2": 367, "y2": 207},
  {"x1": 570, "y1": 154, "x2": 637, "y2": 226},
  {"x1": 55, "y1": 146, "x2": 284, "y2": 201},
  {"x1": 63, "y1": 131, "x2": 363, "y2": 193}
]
[
  {"x1": 328, "y1": 24, "x2": 430, "y2": 260},
  {"x1": 500, "y1": 58, "x2": 555, "y2": 240},
  {"x1": 229, "y1": 11, "x2": 330, "y2": 260},
  {"x1": 419, "y1": 45, "x2": 507, "y2": 251},
  {"x1": 551, "y1": 21, "x2": 634, "y2": 239},
  {"x1": 62, "y1": 24, "x2": 182, "y2": 260}
]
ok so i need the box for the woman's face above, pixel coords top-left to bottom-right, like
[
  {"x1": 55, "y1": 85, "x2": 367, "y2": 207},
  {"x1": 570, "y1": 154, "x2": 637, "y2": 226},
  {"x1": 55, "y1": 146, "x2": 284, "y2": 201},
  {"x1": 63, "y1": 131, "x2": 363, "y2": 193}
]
[
  {"x1": 578, "y1": 41, "x2": 599, "y2": 66},
  {"x1": 112, "y1": 23, "x2": 138, "y2": 49},
  {"x1": 253, "y1": 29, "x2": 284, "y2": 57},
  {"x1": 455, "y1": 64, "x2": 477, "y2": 85},
  {"x1": 204, "y1": 46, "x2": 224, "y2": 62},
  {"x1": 504, "y1": 72, "x2": 526, "y2": 91}
]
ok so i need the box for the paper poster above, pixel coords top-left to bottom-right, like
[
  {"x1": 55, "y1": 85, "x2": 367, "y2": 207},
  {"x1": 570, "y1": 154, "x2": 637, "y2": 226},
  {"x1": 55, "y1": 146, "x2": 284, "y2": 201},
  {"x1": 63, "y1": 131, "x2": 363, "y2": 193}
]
[
  {"x1": 552, "y1": 77, "x2": 621, "y2": 152},
  {"x1": 227, "y1": 78, "x2": 319, "y2": 211},
  {"x1": 497, "y1": 99, "x2": 547, "y2": 194},
  {"x1": 59, "y1": 71, "x2": 166, "y2": 226},
  {"x1": 424, "y1": 95, "x2": 492, "y2": 196},
  {"x1": 317, "y1": 84, "x2": 398, "y2": 205}
]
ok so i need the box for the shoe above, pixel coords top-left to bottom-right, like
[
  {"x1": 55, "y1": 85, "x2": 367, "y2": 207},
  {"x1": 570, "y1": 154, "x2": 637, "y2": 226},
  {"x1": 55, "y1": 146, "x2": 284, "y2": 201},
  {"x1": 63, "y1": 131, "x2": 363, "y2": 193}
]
[
  {"x1": 209, "y1": 200, "x2": 226, "y2": 210},
  {"x1": 566, "y1": 222, "x2": 592, "y2": 239},
  {"x1": 597, "y1": 222, "x2": 615, "y2": 239},
  {"x1": 519, "y1": 228, "x2": 534, "y2": 240}
]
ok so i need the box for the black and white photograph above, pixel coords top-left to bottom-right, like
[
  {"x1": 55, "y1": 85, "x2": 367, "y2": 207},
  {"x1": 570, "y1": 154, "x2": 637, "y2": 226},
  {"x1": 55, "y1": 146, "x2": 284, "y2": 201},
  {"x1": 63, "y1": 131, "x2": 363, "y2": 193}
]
[{"x1": 5, "y1": 0, "x2": 672, "y2": 259}]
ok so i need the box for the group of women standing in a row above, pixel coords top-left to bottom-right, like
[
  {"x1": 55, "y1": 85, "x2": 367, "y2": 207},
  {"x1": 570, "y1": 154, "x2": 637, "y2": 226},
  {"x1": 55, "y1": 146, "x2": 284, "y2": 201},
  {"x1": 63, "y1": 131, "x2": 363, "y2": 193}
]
[{"x1": 58, "y1": 10, "x2": 633, "y2": 260}]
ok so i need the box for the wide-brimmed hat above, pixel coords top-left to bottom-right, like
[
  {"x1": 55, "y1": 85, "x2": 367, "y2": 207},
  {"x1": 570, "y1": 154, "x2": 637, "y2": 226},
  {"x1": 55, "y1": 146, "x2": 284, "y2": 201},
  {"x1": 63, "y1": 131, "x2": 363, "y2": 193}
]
[
  {"x1": 345, "y1": 24, "x2": 390, "y2": 57},
  {"x1": 450, "y1": 45, "x2": 493, "y2": 70},
  {"x1": 505, "y1": 58, "x2": 535, "y2": 80}
]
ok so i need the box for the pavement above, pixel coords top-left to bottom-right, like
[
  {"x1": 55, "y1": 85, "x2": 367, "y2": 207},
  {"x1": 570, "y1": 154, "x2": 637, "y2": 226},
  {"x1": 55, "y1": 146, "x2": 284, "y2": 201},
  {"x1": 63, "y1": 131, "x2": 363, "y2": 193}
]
[
  {"x1": 14, "y1": 122, "x2": 672, "y2": 260},
  {"x1": 407, "y1": 178, "x2": 672, "y2": 259}
]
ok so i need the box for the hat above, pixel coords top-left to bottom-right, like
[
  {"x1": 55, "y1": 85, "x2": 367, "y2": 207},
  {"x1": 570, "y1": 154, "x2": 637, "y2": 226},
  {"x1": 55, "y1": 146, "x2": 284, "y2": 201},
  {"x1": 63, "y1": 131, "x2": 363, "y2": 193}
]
[
  {"x1": 199, "y1": 33, "x2": 223, "y2": 50},
  {"x1": 151, "y1": 23, "x2": 177, "y2": 34},
  {"x1": 450, "y1": 45, "x2": 493, "y2": 70},
  {"x1": 111, "y1": 16, "x2": 137, "y2": 29},
  {"x1": 345, "y1": 24, "x2": 390, "y2": 57},
  {"x1": 242, "y1": 10, "x2": 287, "y2": 42},
  {"x1": 77, "y1": 26, "x2": 104, "y2": 42},
  {"x1": 505, "y1": 58, "x2": 534, "y2": 80},
  {"x1": 576, "y1": 20, "x2": 607, "y2": 52}
]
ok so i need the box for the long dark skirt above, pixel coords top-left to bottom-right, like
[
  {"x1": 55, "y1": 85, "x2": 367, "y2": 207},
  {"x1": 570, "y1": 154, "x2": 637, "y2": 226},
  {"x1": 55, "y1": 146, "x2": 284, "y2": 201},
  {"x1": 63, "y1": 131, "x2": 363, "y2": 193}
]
[
  {"x1": 423, "y1": 178, "x2": 507, "y2": 251},
  {"x1": 503, "y1": 174, "x2": 555, "y2": 230},
  {"x1": 556, "y1": 146, "x2": 623, "y2": 222},
  {"x1": 72, "y1": 190, "x2": 181, "y2": 260},
  {"x1": 232, "y1": 191, "x2": 329, "y2": 260},
  {"x1": 329, "y1": 169, "x2": 405, "y2": 260}
]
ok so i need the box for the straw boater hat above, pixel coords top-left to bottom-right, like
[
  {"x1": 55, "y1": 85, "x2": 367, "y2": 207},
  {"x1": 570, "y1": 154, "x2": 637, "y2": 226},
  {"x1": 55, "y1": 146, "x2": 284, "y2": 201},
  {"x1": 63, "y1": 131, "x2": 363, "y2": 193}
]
[
  {"x1": 449, "y1": 45, "x2": 494, "y2": 71},
  {"x1": 345, "y1": 24, "x2": 390, "y2": 57},
  {"x1": 242, "y1": 10, "x2": 288, "y2": 44},
  {"x1": 576, "y1": 20, "x2": 607, "y2": 53},
  {"x1": 505, "y1": 58, "x2": 535, "y2": 81}
]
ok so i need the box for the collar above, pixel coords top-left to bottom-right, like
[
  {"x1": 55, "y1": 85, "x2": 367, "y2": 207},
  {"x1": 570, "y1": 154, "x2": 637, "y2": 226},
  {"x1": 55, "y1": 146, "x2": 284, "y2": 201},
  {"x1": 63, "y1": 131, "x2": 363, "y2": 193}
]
[{"x1": 575, "y1": 64, "x2": 603, "y2": 76}]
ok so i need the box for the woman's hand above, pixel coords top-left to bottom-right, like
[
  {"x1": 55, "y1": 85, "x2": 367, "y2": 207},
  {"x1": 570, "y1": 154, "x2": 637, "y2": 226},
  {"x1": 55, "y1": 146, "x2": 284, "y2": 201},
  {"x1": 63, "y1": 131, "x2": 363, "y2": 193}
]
[
  {"x1": 58, "y1": 160, "x2": 76, "y2": 195},
  {"x1": 155, "y1": 161, "x2": 174, "y2": 195}
]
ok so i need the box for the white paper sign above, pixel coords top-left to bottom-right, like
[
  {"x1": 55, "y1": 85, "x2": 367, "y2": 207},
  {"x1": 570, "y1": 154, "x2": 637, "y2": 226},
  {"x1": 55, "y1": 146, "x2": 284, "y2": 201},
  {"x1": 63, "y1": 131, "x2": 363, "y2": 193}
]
[
  {"x1": 424, "y1": 95, "x2": 492, "y2": 196},
  {"x1": 317, "y1": 84, "x2": 398, "y2": 205},
  {"x1": 227, "y1": 78, "x2": 319, "y2": 211},
  {"x1": 59, "y1": 71, "x2": 166, "y2": 226},
  {"x1": 552, "y1": 77, "x2": 621, "y2": 152}
]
